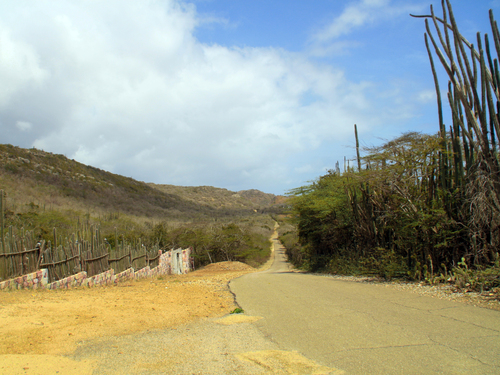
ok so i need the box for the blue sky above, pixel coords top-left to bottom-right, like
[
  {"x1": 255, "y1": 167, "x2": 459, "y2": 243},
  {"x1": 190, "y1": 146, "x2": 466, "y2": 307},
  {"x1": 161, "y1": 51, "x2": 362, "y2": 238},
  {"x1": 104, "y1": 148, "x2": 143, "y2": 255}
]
[{"x1": 1, "y1": 0, "x2": 499, "y2": 194}]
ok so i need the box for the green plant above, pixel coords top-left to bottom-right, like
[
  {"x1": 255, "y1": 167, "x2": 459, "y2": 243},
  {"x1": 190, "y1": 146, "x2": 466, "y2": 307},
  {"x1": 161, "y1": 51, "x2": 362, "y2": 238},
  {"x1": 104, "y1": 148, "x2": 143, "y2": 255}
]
[
  {"x1": 450, "y1": 257, "x2": 500, "y2": 293},
  {"x1": 230, "y1": 308, "x2": 244, "y2": 314},
  {"x1": 360, "y1": 248, "x2": 407, "y2": 280}
]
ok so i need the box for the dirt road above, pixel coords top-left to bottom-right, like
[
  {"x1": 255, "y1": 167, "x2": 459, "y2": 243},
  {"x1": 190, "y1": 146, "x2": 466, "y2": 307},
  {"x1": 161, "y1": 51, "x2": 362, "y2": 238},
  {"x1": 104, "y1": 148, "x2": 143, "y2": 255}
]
[{"x1": 230, "y1": 236, "x2": 500, "y2": 375}]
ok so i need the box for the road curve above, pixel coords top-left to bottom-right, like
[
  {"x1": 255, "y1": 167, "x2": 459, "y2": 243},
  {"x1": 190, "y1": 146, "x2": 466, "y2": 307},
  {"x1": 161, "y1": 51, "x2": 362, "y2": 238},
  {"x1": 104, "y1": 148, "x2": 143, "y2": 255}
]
[{"x1": 230, "y1": 231, "x2": 500, "y2": 375}]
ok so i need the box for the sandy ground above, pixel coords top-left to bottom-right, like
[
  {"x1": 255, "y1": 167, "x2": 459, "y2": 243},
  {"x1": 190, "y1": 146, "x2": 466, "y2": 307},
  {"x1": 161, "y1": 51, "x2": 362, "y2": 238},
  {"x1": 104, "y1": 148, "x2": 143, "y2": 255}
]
[{"x1": 0, "y1": 261, "x2": 257, "y2": 374}]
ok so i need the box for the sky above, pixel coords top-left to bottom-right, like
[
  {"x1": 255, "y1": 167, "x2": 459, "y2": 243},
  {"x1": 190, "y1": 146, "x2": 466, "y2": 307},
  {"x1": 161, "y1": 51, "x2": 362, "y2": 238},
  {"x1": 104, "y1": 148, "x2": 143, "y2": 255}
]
[{"x1": 1, "y1": 0, "x2": 499, "y2": 195}]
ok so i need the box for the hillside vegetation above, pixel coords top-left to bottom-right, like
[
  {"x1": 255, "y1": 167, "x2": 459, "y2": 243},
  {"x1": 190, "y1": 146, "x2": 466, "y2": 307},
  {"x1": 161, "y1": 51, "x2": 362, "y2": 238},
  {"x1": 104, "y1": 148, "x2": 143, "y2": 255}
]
[{"x1": 0, "y1": 143, "x2": 284, "y2": 269}]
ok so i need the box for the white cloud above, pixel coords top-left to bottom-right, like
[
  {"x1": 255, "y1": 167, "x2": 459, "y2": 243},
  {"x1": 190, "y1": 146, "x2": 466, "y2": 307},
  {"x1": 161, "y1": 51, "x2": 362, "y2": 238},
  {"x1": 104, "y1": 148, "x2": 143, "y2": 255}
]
[
  {"x1": 314, "y1": 0, "x2": 391, "y2": 42},
  {"x1": 16, "y1": 121, "x2": 32, "y2": 132},
  {"x1": 417, "y1": 89, "x2": 436, "y2": 103},
  {"x1": 0, "y1": 0, "x2": 420, "y2": 193},
  {"x1": 309, "y1": 0, "x2": 424, "y2": 56},
  {"x1": 0, "y1": 26, "x2": 48, "y2": 108}
]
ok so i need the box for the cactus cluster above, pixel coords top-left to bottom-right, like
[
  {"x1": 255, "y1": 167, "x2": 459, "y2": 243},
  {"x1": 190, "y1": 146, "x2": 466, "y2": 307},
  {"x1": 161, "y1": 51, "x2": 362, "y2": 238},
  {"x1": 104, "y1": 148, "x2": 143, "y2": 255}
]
[{"x1": 412, "y1": 0, "x2": 500, "y2": 263}]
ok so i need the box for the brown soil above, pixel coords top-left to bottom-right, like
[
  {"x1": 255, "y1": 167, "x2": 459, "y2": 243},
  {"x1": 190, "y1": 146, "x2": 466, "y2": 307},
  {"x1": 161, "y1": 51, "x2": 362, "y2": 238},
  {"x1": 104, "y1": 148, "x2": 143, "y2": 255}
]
[{"x1": 0, "y1": 261, "x2": 256, "y2": 373}]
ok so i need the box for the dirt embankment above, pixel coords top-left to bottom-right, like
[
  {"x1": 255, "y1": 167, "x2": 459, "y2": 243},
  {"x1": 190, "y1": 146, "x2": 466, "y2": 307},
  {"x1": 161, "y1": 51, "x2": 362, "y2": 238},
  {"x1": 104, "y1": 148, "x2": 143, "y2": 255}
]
[{"x1": 0, "y1": 262, "x2": 256, "y2": 373}]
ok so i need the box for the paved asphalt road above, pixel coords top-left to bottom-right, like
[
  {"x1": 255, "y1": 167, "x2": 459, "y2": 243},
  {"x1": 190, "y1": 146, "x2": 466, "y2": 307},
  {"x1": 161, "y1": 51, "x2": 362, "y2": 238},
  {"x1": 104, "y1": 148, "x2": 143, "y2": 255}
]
[{"x1": 230, "y1": 234, "x2": 500, "y2": 375}]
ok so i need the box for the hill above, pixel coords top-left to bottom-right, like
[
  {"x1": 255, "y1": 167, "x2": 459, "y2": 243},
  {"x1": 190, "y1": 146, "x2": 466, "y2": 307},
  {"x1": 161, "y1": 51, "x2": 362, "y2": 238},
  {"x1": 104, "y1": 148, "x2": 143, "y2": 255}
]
[
  {"x1": 0, "y1": 144, "x2": 284, "y2": 222},
  {"x1": 148, "y1": 184, "x2": 281, "y2": 211}
]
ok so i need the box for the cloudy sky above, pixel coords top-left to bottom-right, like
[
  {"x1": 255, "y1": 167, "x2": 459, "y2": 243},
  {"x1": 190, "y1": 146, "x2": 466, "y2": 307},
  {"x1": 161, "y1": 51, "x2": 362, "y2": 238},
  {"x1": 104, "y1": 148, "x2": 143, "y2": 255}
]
[{"x1": 1, "y1": 1, "x2": 498, "y2": 194}]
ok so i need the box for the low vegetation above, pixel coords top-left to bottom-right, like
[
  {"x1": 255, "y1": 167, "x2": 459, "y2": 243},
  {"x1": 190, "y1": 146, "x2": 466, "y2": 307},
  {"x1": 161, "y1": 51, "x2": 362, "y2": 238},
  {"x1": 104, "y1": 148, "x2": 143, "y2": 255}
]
[{"x1": 145, "y1": 216, "x2": 275, "y2": 269}]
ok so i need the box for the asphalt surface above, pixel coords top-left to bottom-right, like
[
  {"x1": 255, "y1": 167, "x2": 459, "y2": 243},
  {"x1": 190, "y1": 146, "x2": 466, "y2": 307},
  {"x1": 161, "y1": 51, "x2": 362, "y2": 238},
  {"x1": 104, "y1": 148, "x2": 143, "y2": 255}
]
[{"x1": 230, "y1": 234, "x2": 500, "y2": 375}]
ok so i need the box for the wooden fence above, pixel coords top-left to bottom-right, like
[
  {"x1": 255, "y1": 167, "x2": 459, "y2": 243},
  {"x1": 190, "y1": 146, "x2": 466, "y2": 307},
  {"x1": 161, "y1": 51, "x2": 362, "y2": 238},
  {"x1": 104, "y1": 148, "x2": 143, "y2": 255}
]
[
  {"x1": 0, "y1": 227, "x2": 42, "y2": 280},
  {"x1": 0, "y1": 190, "x2": 169, "y2": 283},
  {"x1": 0, "y1": 227, "x2": 168, "y2": 283}
]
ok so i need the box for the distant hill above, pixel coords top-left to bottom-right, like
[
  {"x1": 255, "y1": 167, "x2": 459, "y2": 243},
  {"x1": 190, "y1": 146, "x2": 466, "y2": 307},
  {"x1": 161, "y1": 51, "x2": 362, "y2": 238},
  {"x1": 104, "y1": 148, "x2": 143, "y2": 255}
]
[
  {"x1": 0, "y1": 144, "x2": 284, "y2": 221},
  {"x1": 149, "y1": 184, "x2": 282, "y2": 210},
  {"x1": 237, "y1": 189, "x2": 276, "y2": 207}
]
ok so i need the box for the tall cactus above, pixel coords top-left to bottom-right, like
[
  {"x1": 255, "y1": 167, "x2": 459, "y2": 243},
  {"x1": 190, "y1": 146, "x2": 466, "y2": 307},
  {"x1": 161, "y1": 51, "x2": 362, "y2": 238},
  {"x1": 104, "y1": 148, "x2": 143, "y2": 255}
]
[{"x1": 412, "y1": 0, "x2": 500, "y2": 263}]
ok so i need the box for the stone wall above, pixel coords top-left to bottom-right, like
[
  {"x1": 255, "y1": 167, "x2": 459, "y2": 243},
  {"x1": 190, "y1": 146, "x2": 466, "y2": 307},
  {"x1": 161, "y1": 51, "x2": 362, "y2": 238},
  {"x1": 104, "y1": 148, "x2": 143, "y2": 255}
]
[
  {"x1": 0, "y1": 269, "x2": 48, "y2": 290},
  {"x1": 0, "y1": 247, "x2": 191, "y2": 291},
  {"x1": 83, "y1": 269, "x2": 115, "y2": 288},
  {"x1": 46, "y1": 272, "x2": 87, "y2": 290},
  {"x1": 114, "y1": 268, "x2": 135, "y2": 284}
]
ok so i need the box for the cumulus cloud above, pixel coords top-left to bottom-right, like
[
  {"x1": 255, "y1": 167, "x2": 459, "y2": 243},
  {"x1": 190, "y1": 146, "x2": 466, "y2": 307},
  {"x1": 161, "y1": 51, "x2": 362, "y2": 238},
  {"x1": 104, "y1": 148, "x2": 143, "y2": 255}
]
[{"x1": 0, "y1": 0, "x2": 420, "y2": 193}]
